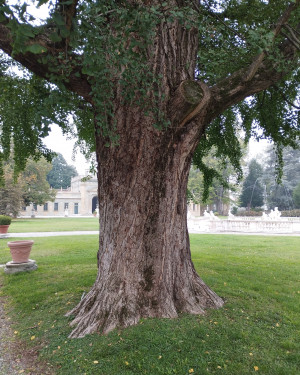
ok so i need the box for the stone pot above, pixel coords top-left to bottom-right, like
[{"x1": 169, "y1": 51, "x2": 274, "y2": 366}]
[
  {"x1": 0, "y1": 225, "x2": 10, "y2": 234},
  {"x1": 7, "y1": 240, "x2": 34, "y2": 263}
]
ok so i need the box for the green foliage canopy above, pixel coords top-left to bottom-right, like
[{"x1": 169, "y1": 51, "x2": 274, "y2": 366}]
[{"x1": 0, "y1": 0, "x2": 299, "y2": 190}]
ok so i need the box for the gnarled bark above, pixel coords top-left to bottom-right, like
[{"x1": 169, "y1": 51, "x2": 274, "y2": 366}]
[{"x1": 66, "y1": 103, "x2": 223, "y2": 338}]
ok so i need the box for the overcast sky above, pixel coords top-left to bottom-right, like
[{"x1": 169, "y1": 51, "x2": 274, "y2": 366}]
[{"x1": 44, "y1": 125, "x2": 91, "y2": 175}]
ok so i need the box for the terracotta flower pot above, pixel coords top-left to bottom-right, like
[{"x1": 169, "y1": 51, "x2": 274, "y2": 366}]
[
  {"x1": 0, "y1": 225, "x2": 10, "y2": 234},
  {"x1": 7, "y1": 240, "x2": 34, "y2": 263}
]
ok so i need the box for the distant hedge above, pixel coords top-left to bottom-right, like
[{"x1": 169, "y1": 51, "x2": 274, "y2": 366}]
[
  {"x1": 235, "y1": 211, "x2": 262, "y2": 217},
  {"x1": 235, "y1": 209, "x2": 300, "y2": 217},
  {"x1": 281, "y1": 209, "x2": 300, "y2": 217}
]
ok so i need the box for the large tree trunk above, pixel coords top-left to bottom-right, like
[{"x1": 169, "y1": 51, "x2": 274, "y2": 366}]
[
  {"x1": 66, "y1": 103, "x2": 224, "y2": 338},
  {"x1": 65, "y1": 13, "x2": 225, "y2": 339}
]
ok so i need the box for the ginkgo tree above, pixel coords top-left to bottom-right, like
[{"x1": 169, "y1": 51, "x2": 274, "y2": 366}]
[{"x1": 0, "y1": 0, "x2": 299, "y2": 338}]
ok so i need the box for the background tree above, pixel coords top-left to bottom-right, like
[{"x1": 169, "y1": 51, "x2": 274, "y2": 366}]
[
  {"x1": 0, "y1": 165, "x2": 24, "y2": 217},
  {"x1": 22, "y1": 157, "x2": 56, "y2": 206},
  {"x1": 239, "y1": 159, "x2": 264, "y2": 209},
  {"x1": 0, "y1": 156, "x2": 56, "y2": 215},
  {"x1": 263, "y1": 144, "x2": 300, "y2": 210},
  {"x1": 47, "y1": 153, "x2": 78, "y2": 189},
  {"x1": 293, "y1": 182, "x2": 300, "y2": 208},
  {"x1": 0, "y1": 1, "x2": 299, "y2": 338},
  {"x1": 188, "y1": 148, "x2": 243, "y2": 215}
]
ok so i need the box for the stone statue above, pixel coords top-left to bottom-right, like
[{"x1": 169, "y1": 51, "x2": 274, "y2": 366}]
[
  {"x1": 210, "y1": 211, "x2": 220, "y2": 220},
  {"x1": 269, "y1": 207, "x2": 281, "y2": 220},
  {"x1": 203, "y1": 210, "x2": 210, "y2": 218}
]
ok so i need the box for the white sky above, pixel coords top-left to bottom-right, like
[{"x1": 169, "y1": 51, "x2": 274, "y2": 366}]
[
  {"x1": 248, "y1": 138, "x2": 270, "y2": 160},
  {"x1": 44, "y1": 125, "x2": 91, "y2": 175}
]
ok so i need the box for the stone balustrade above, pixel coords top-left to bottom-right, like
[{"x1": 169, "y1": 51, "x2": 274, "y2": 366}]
[{"x1": 188, "y1": 217, "x2": 300, "y2": 234}]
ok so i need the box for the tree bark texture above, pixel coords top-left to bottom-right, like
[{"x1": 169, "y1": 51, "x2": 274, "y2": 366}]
[
  {"x1": 66, "y1": 21, "x2": 224, "y2": 338},
  {"x1": 67, "y1": 107, "x2": 224, "y2": 338}
]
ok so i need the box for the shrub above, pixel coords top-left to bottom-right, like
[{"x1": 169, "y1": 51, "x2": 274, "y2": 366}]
[
  {"x1": 0, "y1": 215, "x2": 12, "y2": 225},
  {"x1": 231, "y1": 206, "x2": 238, "y2": 215},
  {"x1": 235, "y1": 210, "x2": 262, "y2": 217},
  {"x1": 281, "y1": 209, "x2": 300, "y2": 217}
]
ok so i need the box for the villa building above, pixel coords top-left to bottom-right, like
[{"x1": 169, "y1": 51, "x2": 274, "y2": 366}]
[{"x1": 20, "y1": 175, "x2": 98, "y2": 217}]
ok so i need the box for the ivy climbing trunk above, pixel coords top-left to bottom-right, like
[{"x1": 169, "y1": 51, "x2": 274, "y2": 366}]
[
  {"x1": 67, "y1": 106, "x2": 224, "y2": 338},
  {"x1": 64, "y1": 15, "x2": 226, "y2": 338}
]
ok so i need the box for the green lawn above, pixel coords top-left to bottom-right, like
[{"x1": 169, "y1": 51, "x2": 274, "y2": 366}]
[
  {"x1": 0, "y1": 234, "x2": 299, "y2": 375},
  {"x1": 7, "y1": 217, "x2": 99, "y2": 233}
]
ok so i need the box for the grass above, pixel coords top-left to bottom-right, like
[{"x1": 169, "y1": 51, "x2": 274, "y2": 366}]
[
  {"x1": 7, "y1": 217, "x2": 99, "y2": 233},
  {"x1": 0, "y1": 234, "x2": 299, "y2": 375}
]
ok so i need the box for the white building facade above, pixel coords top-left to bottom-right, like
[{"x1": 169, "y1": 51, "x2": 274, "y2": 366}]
[{"x1": 20, "y1": 175, "x2": 98, "y2": 217}]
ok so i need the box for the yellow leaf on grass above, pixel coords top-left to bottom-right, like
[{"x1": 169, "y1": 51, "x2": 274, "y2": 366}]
[
  {"x1": 254, "y1": 366, "x2": 259, "y2": 371},
  {"x1": 30, "y1": 336, "x2": 35, "y2": 341},
  {"x1": 189, "y1": 369, "x2": 194, "y2": 374},
  {"x1": 93, "y1": 360, "x2": 99, "y2": 364},
  {"x1": 125, "y1": 361, "x2": 129, "y2": 366}
]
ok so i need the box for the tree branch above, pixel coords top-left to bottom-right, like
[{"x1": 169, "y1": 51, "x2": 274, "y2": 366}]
[
  {"x1": 273, "y1": 85, "x2": 300, "y2": 110},
  {"x1": 169, "y1": 80, "x2": 211, "y2": 129},
  {"x1": 56, "y1": 0, "x2": 79, "y2": 32},
  {"x1": 177, "y1": 3, "x2": 299, "y2": 128},
  {"x1": 54, "y1": 0, "x2": 79, "y2": 50},
  {"x1": 204, "y1": 1, "x2": 299, "y2": 120},
  {"x1": 243, "y1": 1, "x2": 299, "y2": 83},
  {"x1": 281, "y1": 24, "x2": 300, "y2": 50},
  {"x1": 0, "y1": 14, "x2": 92, "y2": 101}
]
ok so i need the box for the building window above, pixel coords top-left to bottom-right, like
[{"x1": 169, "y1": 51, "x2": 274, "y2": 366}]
[
  {"x1": 33, "y1": 204, "x2": 37, "y2": 211},
  {"x1": 44, "y1": 203, "x2": 48, "y2": 211},
  {"x1": 64, "y1": 203, "x2": 69, "y2": 210},
  {"x1": 54, "y1": 202, "x2": 58, "y2": 211},
  {"x1": 74, "y1": 203, "x2": 79, "y2": 214},
  {"x1": 22, "y1": 206, "x2": 26, "y2": 211}
]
